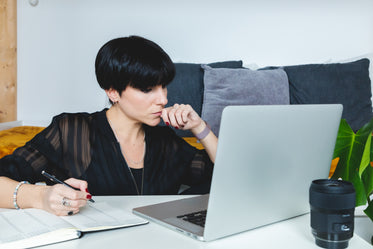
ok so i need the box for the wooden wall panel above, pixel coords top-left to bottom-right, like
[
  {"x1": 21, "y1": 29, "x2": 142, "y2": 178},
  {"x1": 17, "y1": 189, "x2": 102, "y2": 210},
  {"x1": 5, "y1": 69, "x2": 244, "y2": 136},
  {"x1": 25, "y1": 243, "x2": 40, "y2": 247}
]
[{"x1": 0, "y1": 0, "x2": 17, "y2": 123}]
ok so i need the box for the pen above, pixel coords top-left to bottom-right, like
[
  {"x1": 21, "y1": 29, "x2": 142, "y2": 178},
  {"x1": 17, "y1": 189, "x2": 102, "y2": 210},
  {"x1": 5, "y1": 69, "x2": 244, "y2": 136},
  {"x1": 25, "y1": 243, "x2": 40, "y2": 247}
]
[{"x1": 41, "y1": 170, "x2": 95, "y2": 203}]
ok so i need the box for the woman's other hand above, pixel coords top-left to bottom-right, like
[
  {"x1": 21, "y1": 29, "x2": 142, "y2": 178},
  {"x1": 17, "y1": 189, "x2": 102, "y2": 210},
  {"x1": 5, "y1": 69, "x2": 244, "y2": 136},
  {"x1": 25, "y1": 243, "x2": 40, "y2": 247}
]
[
  {"x1": 161, "y1": 103, "x2": 218, "y2": 162},
  {"x1": 41, "y1": 178, "x2": 91, "y2": 216},
  {"x1": 161, "y1": 104, "x2": 205, "y2": 133}
]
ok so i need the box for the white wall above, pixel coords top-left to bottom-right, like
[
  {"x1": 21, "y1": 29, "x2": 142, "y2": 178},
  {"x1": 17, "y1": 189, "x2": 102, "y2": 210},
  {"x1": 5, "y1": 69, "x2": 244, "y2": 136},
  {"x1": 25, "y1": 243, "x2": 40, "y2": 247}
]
[{"x1": 17, "y1": 0, "x2": 373, "y2": 125}]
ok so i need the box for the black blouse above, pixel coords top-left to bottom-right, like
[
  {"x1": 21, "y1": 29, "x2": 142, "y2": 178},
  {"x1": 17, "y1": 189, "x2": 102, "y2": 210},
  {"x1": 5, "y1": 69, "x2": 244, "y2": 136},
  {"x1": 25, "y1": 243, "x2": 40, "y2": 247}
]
[{"x1": 0, "y1": 109, "x2": 213, "y2": 195}]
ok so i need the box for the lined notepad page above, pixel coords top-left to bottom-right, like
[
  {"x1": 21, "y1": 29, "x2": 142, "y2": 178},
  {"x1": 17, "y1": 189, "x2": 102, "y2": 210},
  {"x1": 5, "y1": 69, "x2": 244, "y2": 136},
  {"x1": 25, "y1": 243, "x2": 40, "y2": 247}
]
[
  {"x1": 0, "y1": 201, "x2": 148, "y2": 245},
  {"x1": 62, "y1": 202, "x2": 148, "y2": 231},
  {"x1": 0, "y1": 209, "x2": 74, "y2": 243}
]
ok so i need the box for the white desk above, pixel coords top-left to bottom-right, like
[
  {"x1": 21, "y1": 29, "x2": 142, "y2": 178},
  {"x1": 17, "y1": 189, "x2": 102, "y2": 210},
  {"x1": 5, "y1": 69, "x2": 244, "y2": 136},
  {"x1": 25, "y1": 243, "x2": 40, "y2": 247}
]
[{"x1": 29, "y1": 196, "x2": 373, "y2": 248}]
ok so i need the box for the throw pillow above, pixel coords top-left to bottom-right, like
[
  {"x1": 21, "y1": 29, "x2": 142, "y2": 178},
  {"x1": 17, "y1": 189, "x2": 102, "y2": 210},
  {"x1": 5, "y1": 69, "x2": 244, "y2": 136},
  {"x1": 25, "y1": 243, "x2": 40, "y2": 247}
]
[
  {"x1": 330, "y1": 53, "x2": 373, "y2": 83},
  {"x1": 201, "y1": 65, "x2": 290, "y2": 136},
  {"x1": 0, "y1": 126, "x2": 45, "y2": 159},
  {"x1": 283, "y1": 58, "x2": 372, "y2": 131},
  {"x1": 165, "y1": 60, "x2": 243, "y2": 137}
]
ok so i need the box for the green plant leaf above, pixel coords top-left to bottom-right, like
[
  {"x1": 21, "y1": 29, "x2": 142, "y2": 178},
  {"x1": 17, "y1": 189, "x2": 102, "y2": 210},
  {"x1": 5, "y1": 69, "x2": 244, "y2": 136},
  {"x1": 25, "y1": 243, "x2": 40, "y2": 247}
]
[
  {"x1": 362, "y1": 165, "x2": 373, "y2": 198},
  {"x1": 364, "y1": 202, "x2": 373, "y2": 223},
  {"x1": 331, "y1": 118, "x2": 373, "y2": 206},
  {"x1": 349, "y1": 173, "x2": 367, "y2": 206},
  {"x1": 359, "y1": 135, "x2": 371, "y2": 176},
  {"x1": 361, "y1": 142, "x2": 373, "y2": 199}
]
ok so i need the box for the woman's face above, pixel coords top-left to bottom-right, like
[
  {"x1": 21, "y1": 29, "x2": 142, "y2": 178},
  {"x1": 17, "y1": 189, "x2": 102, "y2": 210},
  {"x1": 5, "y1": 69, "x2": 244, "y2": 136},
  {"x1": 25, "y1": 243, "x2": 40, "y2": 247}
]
[{"x1": 117, "y1": 85, "x2": 168, "y2": 126}]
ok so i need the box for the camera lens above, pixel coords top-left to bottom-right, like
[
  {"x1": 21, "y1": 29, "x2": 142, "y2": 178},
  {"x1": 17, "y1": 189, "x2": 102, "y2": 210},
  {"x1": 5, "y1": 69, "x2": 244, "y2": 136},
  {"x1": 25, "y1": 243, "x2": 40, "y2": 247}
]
[{"x1": 309, "y1": 179, "x2": 355, "y2": 249}]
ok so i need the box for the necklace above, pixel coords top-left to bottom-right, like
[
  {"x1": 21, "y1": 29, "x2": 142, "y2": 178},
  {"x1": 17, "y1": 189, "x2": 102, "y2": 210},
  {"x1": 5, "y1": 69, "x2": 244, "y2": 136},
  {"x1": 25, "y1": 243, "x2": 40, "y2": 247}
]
[
  {"x1": 121, "y1": 136, "x2": 146, "y2": 165},
  {"x1": 107, "y1": 116, "x2": 146, "y2": 194},
  {"x1": 108, "y1": 118, "x2": 146, "y2": 165}
]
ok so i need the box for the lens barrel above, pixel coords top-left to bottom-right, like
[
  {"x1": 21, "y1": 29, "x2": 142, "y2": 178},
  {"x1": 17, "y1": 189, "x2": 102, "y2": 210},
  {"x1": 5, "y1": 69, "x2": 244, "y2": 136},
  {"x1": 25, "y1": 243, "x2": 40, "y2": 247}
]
[{"x1": 309, "y1": 179, "x2": 355, "y2": 249}]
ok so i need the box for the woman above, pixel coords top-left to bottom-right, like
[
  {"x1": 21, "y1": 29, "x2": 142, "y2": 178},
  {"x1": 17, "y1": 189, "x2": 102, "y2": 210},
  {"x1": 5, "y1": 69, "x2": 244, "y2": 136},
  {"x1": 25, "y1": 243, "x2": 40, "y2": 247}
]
[{"x1": 0, "y1": 36, "x2": 218, "y2": 216}]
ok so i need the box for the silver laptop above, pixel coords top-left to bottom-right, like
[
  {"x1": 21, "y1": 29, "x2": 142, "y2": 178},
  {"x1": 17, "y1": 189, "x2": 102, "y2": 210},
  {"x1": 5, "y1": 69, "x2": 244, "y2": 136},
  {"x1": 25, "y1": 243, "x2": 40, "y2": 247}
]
[{"x1": 133, "y1": 104, "x2": 343, "y2": 241}]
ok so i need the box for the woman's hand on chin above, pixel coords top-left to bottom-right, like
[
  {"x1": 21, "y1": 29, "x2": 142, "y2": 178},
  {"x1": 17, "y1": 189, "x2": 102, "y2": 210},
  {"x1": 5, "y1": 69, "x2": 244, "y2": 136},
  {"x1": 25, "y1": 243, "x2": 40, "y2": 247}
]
[{"x1": 161, "y1": 104, "x2": 203, "y2": 131}]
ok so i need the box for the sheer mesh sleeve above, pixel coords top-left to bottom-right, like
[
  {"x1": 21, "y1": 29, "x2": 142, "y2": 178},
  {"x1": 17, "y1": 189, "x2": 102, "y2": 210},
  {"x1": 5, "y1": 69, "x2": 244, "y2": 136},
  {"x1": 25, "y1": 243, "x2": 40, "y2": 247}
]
[{"x1": 0, "y1": 113, "x2": 93, "y2": 182}]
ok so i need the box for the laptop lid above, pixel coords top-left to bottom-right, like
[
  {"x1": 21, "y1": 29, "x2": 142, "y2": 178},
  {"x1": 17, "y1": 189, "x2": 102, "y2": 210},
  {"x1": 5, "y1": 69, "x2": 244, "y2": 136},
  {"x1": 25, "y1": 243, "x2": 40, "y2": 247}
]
[
  {"x1": 203, "y1": 104, "x2": 342, "y2": 241},
  {"x1": 133, "y1": 104, "x2": 343, "y2": 241}
]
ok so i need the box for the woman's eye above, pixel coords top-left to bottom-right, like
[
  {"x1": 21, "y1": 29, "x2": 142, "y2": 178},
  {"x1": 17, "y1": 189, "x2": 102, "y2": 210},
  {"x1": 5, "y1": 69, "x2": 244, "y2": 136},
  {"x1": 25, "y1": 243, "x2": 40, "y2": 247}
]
[{"x1": 141, "y1": 88, "x2": 152, "y2": 93}]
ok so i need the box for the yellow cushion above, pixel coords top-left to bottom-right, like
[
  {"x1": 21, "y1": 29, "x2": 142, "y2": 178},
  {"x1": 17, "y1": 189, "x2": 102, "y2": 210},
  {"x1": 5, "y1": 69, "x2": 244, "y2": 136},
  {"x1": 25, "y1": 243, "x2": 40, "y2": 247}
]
[
  {"x1": 0, "y1": 126, "x2": 45, "y2": 159},
  {"x1": 182, "y1": 137, "x2": 204, "y2": 150}
]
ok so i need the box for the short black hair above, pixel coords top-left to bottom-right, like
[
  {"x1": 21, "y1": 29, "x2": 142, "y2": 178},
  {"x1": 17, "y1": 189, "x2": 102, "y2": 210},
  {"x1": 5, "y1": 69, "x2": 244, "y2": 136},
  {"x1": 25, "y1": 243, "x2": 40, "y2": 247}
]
[{"x1": 95, "y1": 36, "x2": 175, "y2": 93}]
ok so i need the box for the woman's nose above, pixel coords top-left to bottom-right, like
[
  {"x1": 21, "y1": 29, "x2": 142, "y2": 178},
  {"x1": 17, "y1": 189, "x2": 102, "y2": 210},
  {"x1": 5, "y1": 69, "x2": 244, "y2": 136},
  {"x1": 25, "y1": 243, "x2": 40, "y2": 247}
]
[{"x1": 157, "y1": 86, "x2": 168, "y2": 105}]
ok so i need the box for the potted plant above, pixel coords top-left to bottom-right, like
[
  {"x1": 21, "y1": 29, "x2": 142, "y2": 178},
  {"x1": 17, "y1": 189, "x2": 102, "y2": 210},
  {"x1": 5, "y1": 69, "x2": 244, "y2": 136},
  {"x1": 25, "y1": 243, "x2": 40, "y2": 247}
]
[{"x1": 330, "y1": 117, "x2": 373, "y2": 243}]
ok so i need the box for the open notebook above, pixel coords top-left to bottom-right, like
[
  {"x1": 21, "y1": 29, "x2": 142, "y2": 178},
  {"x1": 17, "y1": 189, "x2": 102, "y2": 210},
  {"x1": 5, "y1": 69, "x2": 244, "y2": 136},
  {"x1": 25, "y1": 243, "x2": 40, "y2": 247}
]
[{"x1": 0, "y1": 202, "x2": 148, "y2": 249}]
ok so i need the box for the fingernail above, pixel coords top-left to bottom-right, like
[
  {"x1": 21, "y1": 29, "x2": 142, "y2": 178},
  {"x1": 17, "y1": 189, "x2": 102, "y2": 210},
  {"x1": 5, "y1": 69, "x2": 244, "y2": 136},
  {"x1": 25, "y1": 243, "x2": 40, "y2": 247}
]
[
  {"x1": 175, "y1": 126, "x2": 179, "y2": 129},
  {"x1": 166, "y1": 122, "x2": 170, "y2": 126},
  {"x1": 85, "y1": 188, "x2": 89, "y2": 193},
  {"x1": 87, "y1": 194, "x2": 92, "y2": 199}
]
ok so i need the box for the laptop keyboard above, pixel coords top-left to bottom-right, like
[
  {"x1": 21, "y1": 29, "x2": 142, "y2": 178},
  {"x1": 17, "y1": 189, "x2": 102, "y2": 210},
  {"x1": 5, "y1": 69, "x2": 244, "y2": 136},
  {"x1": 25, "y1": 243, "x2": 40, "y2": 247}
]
[{"x1": 177, "y1": 210, "x2": 207, "y2": 227}]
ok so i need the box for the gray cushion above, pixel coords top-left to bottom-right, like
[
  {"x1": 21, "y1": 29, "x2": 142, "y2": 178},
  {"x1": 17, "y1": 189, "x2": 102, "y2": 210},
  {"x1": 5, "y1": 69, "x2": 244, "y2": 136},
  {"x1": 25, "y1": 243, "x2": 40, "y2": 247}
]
[
  {"x1": 201, "y1": 65, "x2": 290, "y2": 136},
  {"x1": 165, "y1": 60, "x2": 243, "y2": 137}
]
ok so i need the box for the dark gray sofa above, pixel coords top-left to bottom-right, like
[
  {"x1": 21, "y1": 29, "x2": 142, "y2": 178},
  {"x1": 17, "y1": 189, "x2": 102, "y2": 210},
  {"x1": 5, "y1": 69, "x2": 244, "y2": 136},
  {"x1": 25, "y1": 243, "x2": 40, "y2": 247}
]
[{"x1": 166, "y1": 58, "x2": 372, "y2": 136}]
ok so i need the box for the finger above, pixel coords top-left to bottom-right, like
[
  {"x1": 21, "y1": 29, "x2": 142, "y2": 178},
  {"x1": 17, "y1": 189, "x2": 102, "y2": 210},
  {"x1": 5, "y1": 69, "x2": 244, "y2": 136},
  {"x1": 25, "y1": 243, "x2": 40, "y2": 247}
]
[
  {"x1": 64, "y1": 178, "x2": 92, "y2": 200},
  {"x1": 173, "y1": 103, "x2": 179, "y2": 109},
  {"x1": 174, "y1": 104, "x2": 191, "y2": 128},
  {"x1": 174, "y1": 107, "x2": 186, "y2": 127},
  {"x1": 65, "y1": 178, "x2": 88, "y2": 192},
  {"x1": 63, "y1": 198, "x2": 88, "y2": 208},
  {"x1": 56, "y1": 207, "x2": 80, "y2": 216},
  {"x1": 181, "y1": 108, "x2": 190, "y2": 124},
  {"x1": 179, "y1": 104, "x2": 195, "y2": 124},
  {"x1": 161, "y1": 108, "x2": 170, "y2": 125},
  {"x1": 56, "y1": 184, "x2": 90, "y2": 203},
  {"x1": 167, "y1": 106, "x2": 179, "y2": 129},
  {"x1": 58, "y1": 196, "x2": 83, "y2": 215},
  {"x1": 70, "y1": 209, "x2": 81, "y2": 215},
  {"x1": 174, "y1": 104, "x2": 186, "y2": 125}
]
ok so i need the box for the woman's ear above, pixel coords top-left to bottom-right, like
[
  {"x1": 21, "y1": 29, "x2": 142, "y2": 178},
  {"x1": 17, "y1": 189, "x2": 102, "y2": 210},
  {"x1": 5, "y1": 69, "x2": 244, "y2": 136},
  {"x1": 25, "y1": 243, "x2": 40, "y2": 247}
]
[{"x1": 105, "y1": 88, "x2": 120, "y2": 103}]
